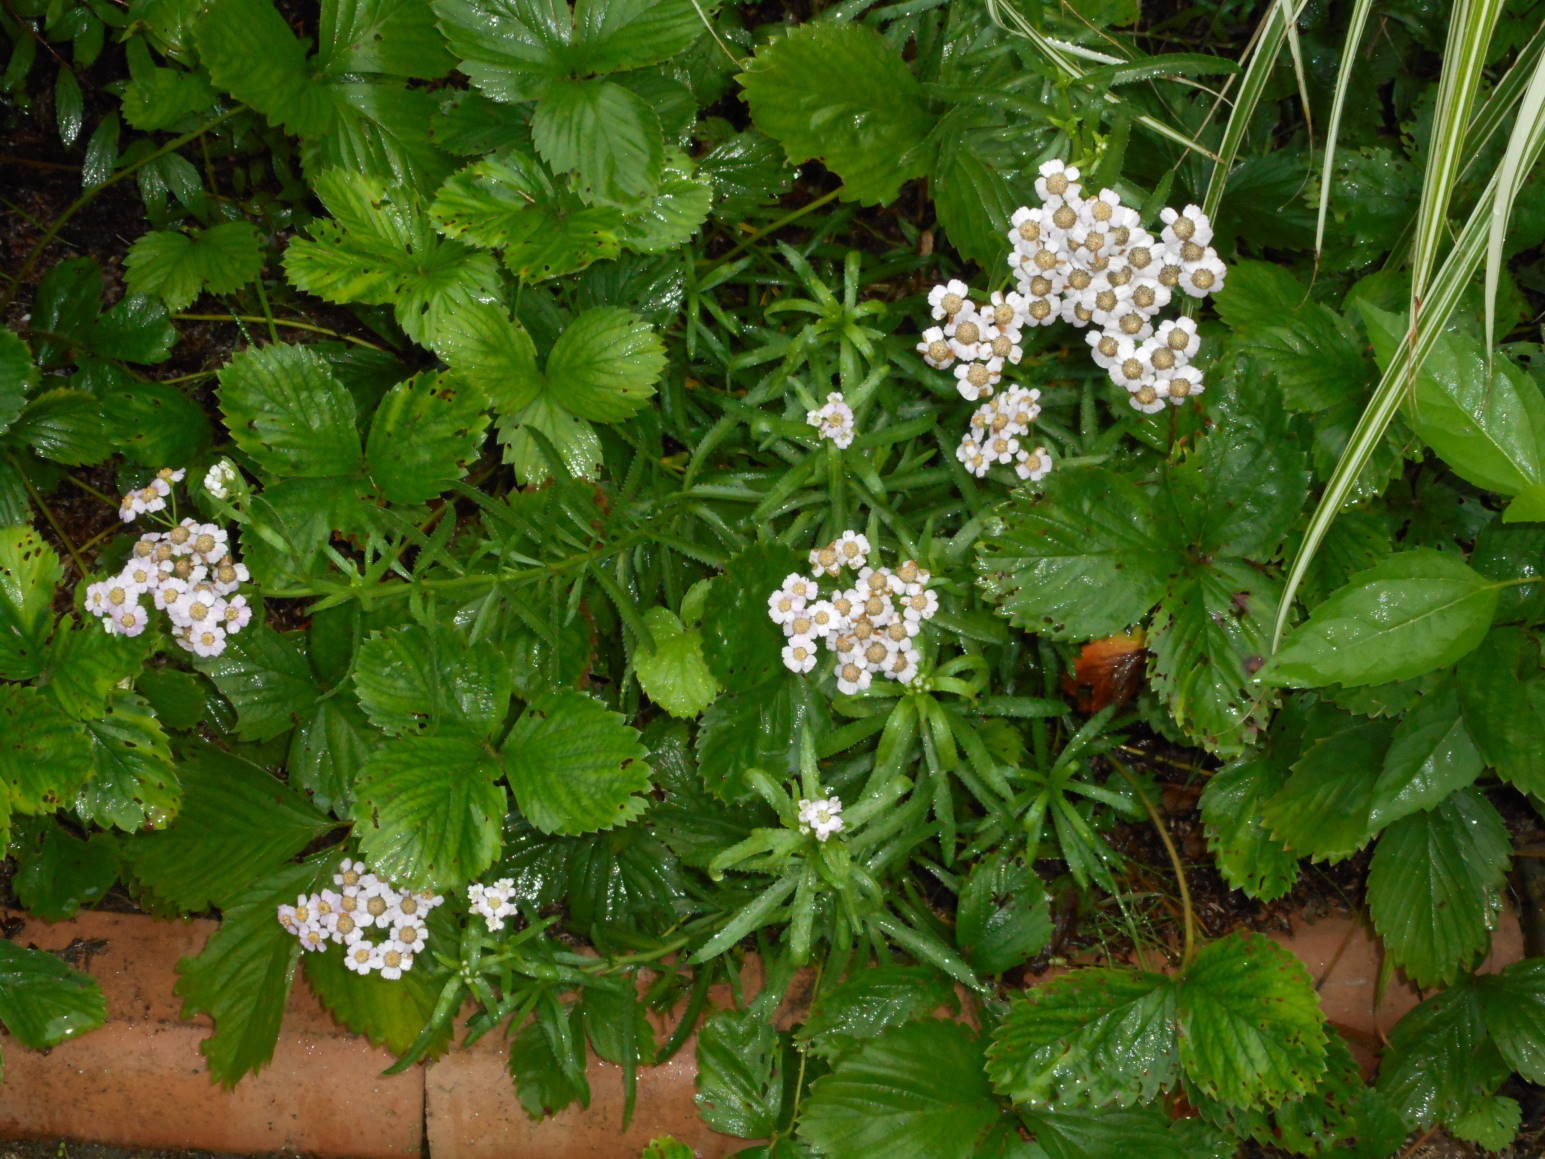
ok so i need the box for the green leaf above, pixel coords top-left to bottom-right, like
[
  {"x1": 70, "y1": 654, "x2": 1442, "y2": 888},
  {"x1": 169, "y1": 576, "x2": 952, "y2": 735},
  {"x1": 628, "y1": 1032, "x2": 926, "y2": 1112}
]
[
  {"x1": 195, "y1": 0, "x2": 334, "y2": 136},
  {"x1": 353, "y1": 624, "x2": 510, "y2": 737},
  {"x1": 430, "y1": 300, "x2": 544, "y2": 414},
  {"x1": 1213, "y1": 260, "x2": 1307, "y2": 334},
  {"x1": 932, "y1": 122, "x2": 1021, "y2": 271},
  {"x1": 546, "y1": 306, "x2": 666, "y2": 422},
  {"x1": 1199, "y1": 758, "x2": 1299, "y2": 902},
  {"x1": 0, "y1": 684, "x2": 92, "y2": 813},
  {"x1": 124, "y1": 223, "x2": 264, "y2": 312},
  {"x1": 11, "y1": 388, "x2": 113, "y2": 465},
  {"x1": 618, "y1": 151, "x2": 712, "y2": 252},
  {"x1": 1364, "y1": 302, "x2": 1545, "y2": 496},
  {"x1": 217, "y1": 343, "x2": 362, "y2": 478},
  {"x1": 1368, "y1": 788, "x2": 1509, "y2": 988},
  {"x1": 42, "y1": 618, "x2": 147, "y2": 721},
  {"x1": 88, "y1": 294, "x2": 178, "y2": 364},
  {"x1": 694, "y1": 1008, "x2": 783, "y2": 1139},
  {"x1": 197, "y1": 624, "x2": 320, "y2": 742},
  {"x1": 1368, "y1": 683, "x2": 1483, "y2": 827},
  {"x1": 532, "y1": 78, "x2": 663, "y2": 203},
  {"x1": 1476, "y1": 958, "x2": 1545, "y2": 1085},
  {"x1": 284, "y1": 168, "x2": 502, "y2": 345},
  {"x1": 124, "y1": 744, "x2": 334, "y2": 911},
  {"x1": 13, "y1": 820, "x2": 118, "y2": 921},
  {"x1": 800, "y1": 1022, "x2": 1002, "y2": 1159},
  {"x1": 1456, "y1": 627, "x2": 1545, "y2": 795},
  {"x1": 288, "y1": 697, "x2": 378, "y2": 817},
  {"x1": 54, "y1": 66, "x2": 83, "y2": 145},
  {"x1": 1262, "y1": 718, "x2": 1389, "y2": 863},
  {"x1": 510, "y1": 997, "x2": 590, "y2": 1118},
  {"x1": 500, "y1": 395, "x2": 603, "y2": 483},
  {"x1": 320, "y1": 0, "x2": 455, "y2": 78},
  {"x1": 699, "y1": 544, "x2": 804, "y2": 693},
  {"x1": 1176, "y1": 932, "x2": 1328, "y2": 1108},
  {"x1": 976, "y1": 468, "x2": 1181, "y2": 641},
  {"x1": 301, "y1": 83, "x2": 454, "y2": 196},
  {"x1": 0, "y1": 329, "x2": 36, "y2": 437},
  {"x1": 78, "y1": 690, "x2": 180, "y2": 832},
  {"x1": 501, "y1": 690, "x2": 652, "y2": 835},
  {"x1": 696, "y1": 675, "x2": 816, "y2": 800},
  {"x1": 121, "y1": 48, "x2": 217, "y2": 131},
  {"x1": 1449, "y1": 1093, "x2": 1522, "y2": 1152},
  {"x1": 986, "y1": 968, "x2": 1177, "y2": 1108},
  {"x1": 1237, "y1": 303, "x2": 1371, "y2": 413},
  {"x1": 1376, "y1": 981, "x2": 1509, "y2": 1129},
  {"x1": 738, "y1": 22, "x2": 932, "y2": 205},
  {"x1": 1149, "y1": 560, "x2": 1277, "y2": 756},
  {"x1": 956, "y1": 855, "x2": 1052, "y2": 977},
  {"x1": 633, "y1": 607, "x2": 720, "y2": 718},
  {"x1": 352, "y1": 732, "x2": 506, "y2": 889},
  {"x1": 103, "y1": 381, "x2": 213, "y2": 468},
  {"x1": 1504, "y1": 481, "x2": 1545, "y2": 523},
  {"x1": 365, "y1": 371, "x2": 489, "y2": 504},
  {"x1": 302, "y1": 915, "x2": 454, "y2": 1056},
  {"x1": 176, "y1": 858, "x2": 333, "y2": 1085},
  {"x1": 0, "y1": 524, "x2": 61, "y2": 680},
  {"x1": 0, "y1": 939, "x2": 106, "y2": 1050},
  {"x1": 1264, "y1": 549, "x2": 1499, "y2": 688},
  {"x1": 795, "y1": 966, "x2": 958, "y2": 1062},
  {"x1": 1023, "y1": 1106, "x2": 1189, "y2": 1159}
]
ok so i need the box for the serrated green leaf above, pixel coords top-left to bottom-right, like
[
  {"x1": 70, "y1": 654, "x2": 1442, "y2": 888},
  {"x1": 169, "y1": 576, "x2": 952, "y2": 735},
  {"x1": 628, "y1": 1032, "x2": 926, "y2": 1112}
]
[
  {"x1": 302, "y1": 82, "x2": 455, "y2": 196},
  {"x1": 217, "y1": 343, "x2": 362, "y2": 478},
  {"x1": 699, "y1": 543, "x2": 803, "y2": 693},
  {"x1": 1476, "y1": 958, "x2": 1545, "y2": 1085},
  {"x1": 499, "y1": 395, "x2": 604, "y2": 483},
  {"x1": 124, "y1": 223, "x2": 264, "y2": 312},
  {"x1": 1449, "y1": 1093, "x2": 1522, "y2": 1151},
  {"x1": 1368, "y1": 788, "x2": 1509, "y2": 988},
  {"x1": 501, "y1": 690, "x2": 652, "y2": 835},
  {"x1": 956, "y1": 855, "x2": 1052, "y2": 977},
  {"x1": 1376, "y1": 981, "x2": 1509, "y2": 1129},
  {"x1": 738, "y1": 22, "x2": 932, "y2": 205},
  {"x1": 288, "y1": 697, "x2": 377, "y2": 818},
  {"x1": 121, "y1": 45, "x2": 216, "y2": 131},
  {"x1": 175, "y1": 858, "x2": 333, "y2": 1085},
  {"x1": 510, "y1": 996, "x2": 590, "y2": 1118},
  {"x1": 1022, "y1": 1105, "x2": 1189, "y2": 1159},
  {"x1": 195, "y1": 0, "x2": 334, "y2": 136},
  {"x1": 1457, "y1": 627, "x2": 1545, "y2": 794},
  {"x1": 532, "y1": 77, "x2": 663, "y2": 203},
  {"x1": 365, "y1": 372, "x2": 488, "y2": 504},
  {"x1": 353, "y1": 732, "x2": 505, "y2": 888},
  {"x1": 1262, "y1": 718, "x2": 1389, "y2": 863},
  {"x1": 800, "y1": 1022, "x2": 1002, "y2": 1158},
  {"x1": 320, "y1": 0, "x2": 455, "y2": 78},
  {"x1": 931, "y1": 121, "x2": 1021, "y2": 271},
  {"x1": 0, "y1": 524, "x2": 61, "y2": 680},
  {"x1": 618, "y1": 151, "x2": 712, "y2": 252},
  {"x1": 1149, "y1": 560, "x2": 1278, "y2": 756},
  {"x1": 42, "y1": 618, "x2": 148, "y2": 721},
  {"x1": 90, "y1": 294, "x2": 178, "y2": 365},
  {"x1": 54, "y1": 66, "x2": 83, "y2": 146},
  {"x1": 1213, "y1": 260, "x2": 1311, "y2": 333},
  {"x1": 1237, "y1": 303, "x2": 1371, "y2": 413},
  {"x1": 196, "y1": 624, "x2": 319, "y2": 742},
  {"x1": 430, "y1": 300, "x2": 543, "y2": 414},
  {"x1": 1199, "y1": 758, "x2": 1298, "y2": 901},
  {"x1": 546, "y1": 306, "x2": 665, "y2": 422},
  {"x1": 1176, "y1": 932, "x2": 1327, "y2": 1108},
  {"x1": 353, "y1": 624, "x2": 511, "y2": 738},
  {"x1": 1368, "y1": 683, "x2": 1483, "y2": 827},
  {"x1": 124, "y1": 744, "x2": 333, "y2": 911},
  {"x1": 986, "y1": 968, "x2": 1177, "y2": 1108},
  {"x1": 0, "y1": 684, "x2": 92, "y2": 814},
  {"x1": 78, "y1": 690, "x2": 180, "y2": 832},
  {"x1": 976, "y1": 468, "x2": 1181, "y2": 641},
  {"x1": 11, "y1": 388, "x2": 113, "y2": 466},
  {"x1": 102, "y1": 380, "x2": 212, "y2": 467},
  {"x1": 694, "y1": 1007, "x2": 782, "y2": 1138},
  {"x1": 284, "y1": 169, "x2": 502, "y2": 345},
  {"x1": 633, "y1": 607, "x2": 719, "y2": 718},
  {"x1": 1264, "y1": 549, "x2": 1500, "y2": 688},
  {"x1": 13, "y1": 820, "x2": 118, "y2": 921},
  {"x1": 795, "y1": 966, "x2": 958, "y2": 1062},
  {"x1": 697, "y1": 128, "x2": 791, "y2": 216},
  {"x1": 0, "y1": 939, "x2": 106, "y2": 1050},
  {"x1": 695, "y1": 674, "x2": 820, "y2": 800},
  {"x1": 0, "y1": 329, "x2": 35, "y2": 437}
]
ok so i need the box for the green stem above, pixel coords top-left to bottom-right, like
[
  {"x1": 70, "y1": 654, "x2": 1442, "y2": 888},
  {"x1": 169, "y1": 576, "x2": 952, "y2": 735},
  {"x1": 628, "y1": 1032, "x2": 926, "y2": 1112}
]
[
  {"x1": 700, "y1": 188, "x2": 844, "y2": 273},
  {"x1": 173, "y1": 313, "x2": 388, "y2": 351},
  {"x1": 10, "y1": 455, "x2": 90, "y2": 578},
  {"x1": 1112, "y1": 758, "x2": 1197, "y2": 970},
  {"x1": 0, "y1": 109, "x2": 241, "y2": 315}
]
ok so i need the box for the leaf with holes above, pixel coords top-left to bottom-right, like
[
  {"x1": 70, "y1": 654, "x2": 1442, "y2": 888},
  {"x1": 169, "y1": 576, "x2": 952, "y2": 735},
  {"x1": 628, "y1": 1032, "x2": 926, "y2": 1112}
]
[
  {"x1": 366, "y1": 372, "x2": 489, "y2": 504},
  {"x1": 0, "y1": 525, "x2": 61, "y2": 680}
]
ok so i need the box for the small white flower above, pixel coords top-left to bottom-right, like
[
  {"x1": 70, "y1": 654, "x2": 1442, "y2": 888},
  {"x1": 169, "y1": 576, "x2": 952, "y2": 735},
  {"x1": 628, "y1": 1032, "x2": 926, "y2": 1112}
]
[
  {"x1": 1035, "y1": 159, "x2": 1082, "y2": 204},
  {"x1": 916, "y1": 325, "x2": 956, "y2": 370},
  {"x1": 835, "y1": 659, "x2": 872, "y2": 695},
  {"x1": 952, "y1": 357, "x2": 1002, "y2": 402},
  {"x1": 1160, "y1": 204, "x2": 1214, "y2": 248},
  {"x1": 1153, "y1": 317, "x2": 1200, "y2": 364},
  {"x1": 767, "y1": 589, "x2": 805, "y2": 626},
  {"x1": 468, "y1": 878, "x2": 518, "y2": 933},
  {"x1": 782, "y1": 636, "x2": 819, "y2": 674},
  {"x1": 1127, "y1": 384, "x2": 1168, "y2": 415},
  {"x1": 185, "y1": 624, "x2": 229, "y2": 657},
  {"x1": 807, "y1": 392, "x2": 856, "y2": 449},
  {"x1": 927, "y1": 279, "x2": 972, "y2": 321},
  {"x1": 1108, "y1": 341, "x2": 1149, "y2": 391},
  {"x1": 1163, "y1": 365, "x2": 1205, "y2": 404},
  {"x1": 221, "y1": 594, "x2": 253, "y2": 634},
  {"x1": 378, "y1": 946, "x2": 414, "y2": 980},
  {"x1": 956, "y1": 436, "x2": 990, "y2": 479},
  {"x1": 834, "y1": 530, "x2": 870, "y2": 571},
  {"x1": 344, "y1": 941, "x2": 380, "y2": 975},
  {"x1": 886, "y1": 639, "x2": 920, "y2": 685},
  {"x1": 108, "y1": 605, "x2": 148, "y2": 638},
  {"x1": 1014, "y1": 446, "x2": 1054, "y2": 483},
  {"x1": 204, "y1": 460, "x2": 240, "y2": 500},
  {"x1": 1178, "y1": 254, "x2": 1226, "y2": 298},
  {"x1": 797, "y1": 795, "x2": 845, "y2": 841},
  {"x1": 389, "y1": 920, "x2": 427, "y2": 953},
  {"x1": 901, "y1": 589, "x2": 938, "y2": 623},
  {"x1": 808, "y1": 541, "x2": 843, "y2": 578},
  {"x1": 944, "y1": 307, "x2": 989, "y2": 361},
  {"x1": 806, "y1": 600, "x2": 845, "y2": 640}
]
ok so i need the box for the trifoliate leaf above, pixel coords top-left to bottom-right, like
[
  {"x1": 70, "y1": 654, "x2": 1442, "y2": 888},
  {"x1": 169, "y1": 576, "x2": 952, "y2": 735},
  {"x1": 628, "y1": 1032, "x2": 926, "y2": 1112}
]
[
  {"x1": 699, "y1": 543, "x2": 804, "y2": 693},
  {"x1": 1476, "y1": 958, "x2": 1545, "y2": 1084},
  {"x1": 1368, "y1": 682, "x2": 1483, "y2": 827},
  {"x1": 430, "y1": 300, "x2": 544, "y2": 414},
  {"x1": 1376, "y1": 981, "x2": 1509, "y2": 1129},
  {"x1": 633, "y1": 607, "x2": 719, "y2": 718},
  {"x1": 352, "y1": 732, "x2": 507, "y2": 889},
  {"x1": 0, "y1": 328, "x2": 35, "y2": 437},
  {"x1": 0, "y1": 524, "x2": 61, "y2": 680},
  {"x1": 0, "y1": 939, "x2": 106, "y2": 1050},
  {"x1": 42, "y1": 618, "x2": 148, "y2": 721},
  {"x1": 694, "y1": 1008, "x2": 783, "y2": 1138},
  {"x1": 532, "y1": 77, "x2": 663, "y2": 203},
  {"x1": 353, "y1": 624, "x2": 511, "y2": 738},
  {"x1": 546, "y1": 306, "x2": 665, "y2": 422},
  {"x1": 13, "y1": 820, "x2": 118, "y2": 921},
  {"x1": 977, "y1": 467, "x2": 1182, "y2": 641},
  {"x1": 1456, "y1": 627, "x2": 1545, "y2": 795},
  {"x1": 509, "y1": 997, "x2": 590, "y2": 1118},
  {"x1": 284, "y1": 168, "x2": 501, "y2": 345},
  {"x1": 78, "y1": 691, "x2": 180, "y2": 832},
  {"x1": 1262, "y1": 718, "x2": 1389, "y2": 862},
  {"x1": 1368, "y1": 788, "x2": 1509, "y2": 988},
  {"x1": 124, "y1": 223, "x2": 264, "y2": 312},
  {"x1": 956, "y1": 855, "x2": 1052, "y2": 977},
  {"x1": 738, "y1": 22, "x2": 932, "y2": 205},
  {"x1": 986, "y1": 968, "x2": 1177, "y2": 1108},
  {"x1": 795, "y1": 966, "x2": 959, "y2": 1062},
  {"x1": 1149, "y1": 560, "x2": 1277, "y2": 756},
  {"x1": 216, "y1": 343, "x2": 362, "y2": 478},
  {"x1": 1176, "y1": 932, "x2": 1328, "y2": 1108},
  {"x1": 196, "y1": 623, "x2": 320, "y2": 742},
  {"x1": 175, "y1": 858, "x2": 333, "y2": 1085},
  {"x1": 365, "y1": 371, "x2": 489, "y2": 504},
  {"x1": 121, "y1": 45, "x2": 216, "y2": 130},
  {"x1": 1263, "y1": 549, "x2": 1500, "y2": 688},
  {"x1": 319, "y1": 0, "x2": 455, "y2": 78},
  {"x1": 0, "y1": 684, "x2": 91, "y2": 814},
  {"x1": 124, "y1": 743, "x2": 333, "y2": 912},
  {"x1": 1239, "y1": 302, "x2": 1371, "y2": 413},
  {"x1": 288, "y1": 698, "x2": 378, "y2": 818},
  {"x1": 301, "y1": 83, "x2": 454, "y2": 195},
  {"x1": 1199, "y1": 758, "x2": 1298, "y2": 901},
  {"x1": 1021, "y1": 1105, "x2": 1190, "y2": 1159},
  {"x1": 800, "y1": 1022, "x2": 1003, "y2": 1159},
  {"x1": 501, "y1": 690, "x2": 653, "y2": 835}
]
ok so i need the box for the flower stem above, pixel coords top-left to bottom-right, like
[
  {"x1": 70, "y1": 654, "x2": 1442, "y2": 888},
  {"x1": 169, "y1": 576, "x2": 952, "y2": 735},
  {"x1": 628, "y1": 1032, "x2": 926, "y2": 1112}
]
[{"x1": 1111, "y1": 757, "x2": 1197, "y2": 970}]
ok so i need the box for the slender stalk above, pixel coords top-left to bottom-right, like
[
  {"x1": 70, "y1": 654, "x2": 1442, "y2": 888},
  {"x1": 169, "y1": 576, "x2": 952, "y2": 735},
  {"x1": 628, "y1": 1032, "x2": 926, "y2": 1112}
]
[
  {"x1": 173, "y1": 314, "x2": 388, "y2": 351},
  {"x1": 10, "y1": 455, "x2": 90, "y2": 578},
  {"x1": 701, "y1": 188, "x2": 843, "y2": 273},
  {"x1": 1112, "y1": 759, "x2": 1196, "y2": 969}
]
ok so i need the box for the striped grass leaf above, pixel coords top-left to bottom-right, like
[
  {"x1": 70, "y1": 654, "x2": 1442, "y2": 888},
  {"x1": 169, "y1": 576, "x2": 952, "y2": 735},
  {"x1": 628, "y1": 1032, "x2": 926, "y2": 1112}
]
[{"x1": 1314, "y1": 0, "x2": 1375, "y2": 255}]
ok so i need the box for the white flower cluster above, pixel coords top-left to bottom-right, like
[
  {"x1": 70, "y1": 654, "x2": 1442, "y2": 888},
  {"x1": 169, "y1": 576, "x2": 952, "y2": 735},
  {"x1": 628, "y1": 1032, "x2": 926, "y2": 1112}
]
[
  {"x1": 204, "y1": 459, "x2": 241, "y2": 500},
  {"x1": 86, "y1": 503, "x2": 253, "y2": 657},
  {"x1": 917, "y1": 160, "x2": 1228, "y2": 464},
  {"x1": 118, "y1": 466, "x2": 183, "y2": 522},
  {"x1": 956, "y1": 385, "x2": 1052, "y2": 481},
  {"x1": 467, "y1": 877, "x2": 519, "y2": 932},
  {"x1": 806, "y1": 391, "x2": 855, "y2": 449},
  {"x1": 276, "y1": 859, "x2": 444, "y2": 980},
  {"x1": 797, "y1": 795, "x2": 845, "y2": 842},
  {"x1": 767, "y1": 531, "x2": 938, "y2": 694}
]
